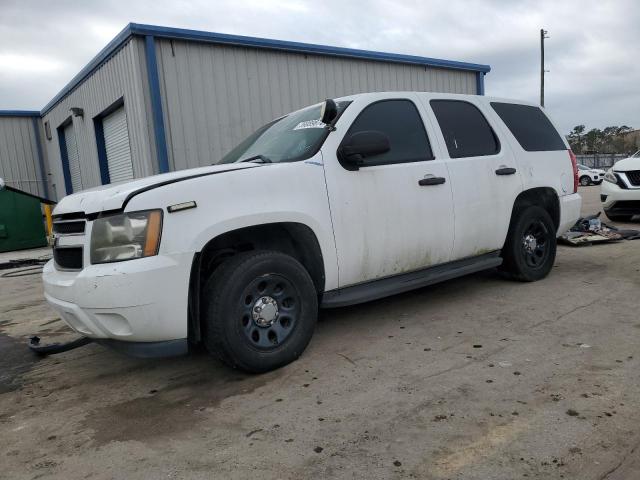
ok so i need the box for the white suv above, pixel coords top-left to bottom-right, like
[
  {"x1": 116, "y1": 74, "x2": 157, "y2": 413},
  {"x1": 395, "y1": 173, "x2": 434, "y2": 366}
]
[
  {"x1": 43, "y1": 92, "x2": 581, "y2": 372},
  {"x1": 577, "y1": 164, "x2": 605, "y2": 186},
  {"x1": 601, "y1": 151, "x2": 640, "y2": 221}
]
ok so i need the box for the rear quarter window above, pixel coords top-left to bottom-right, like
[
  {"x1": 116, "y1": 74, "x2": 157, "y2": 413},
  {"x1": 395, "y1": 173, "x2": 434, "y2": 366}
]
[{"x1": 490, "y1": 102, "x2": 566, "y2": 152}]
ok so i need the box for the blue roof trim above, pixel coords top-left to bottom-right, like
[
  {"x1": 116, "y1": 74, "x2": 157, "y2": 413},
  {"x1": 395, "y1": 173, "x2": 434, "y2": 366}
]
[
  {"x1": 38, "y1": 23, "x2": 491, "y2": 116},
  {"x1": 129, "y1": 24, "x2": 492, "y2": 74},
  {"x1": 0, "y1": 111, "x2": 40, "y2": 117}
]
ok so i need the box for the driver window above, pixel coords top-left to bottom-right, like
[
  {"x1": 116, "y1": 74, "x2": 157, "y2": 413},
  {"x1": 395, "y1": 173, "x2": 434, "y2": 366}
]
[{"x1": 344, "y1": 100, "x2": 434, "y2": 166}]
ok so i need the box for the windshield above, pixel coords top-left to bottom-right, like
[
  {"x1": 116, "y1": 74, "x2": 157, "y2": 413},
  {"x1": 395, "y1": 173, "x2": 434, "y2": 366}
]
[
  {"x1": 578, "y1": 164, "x2": 588, "y2": 170},
  {"x1": 632, "y1": 150, "x2": 640, "y2": 158},
  {"x1": 219, "y1": 101, "x2": 350, "y2": 164}
]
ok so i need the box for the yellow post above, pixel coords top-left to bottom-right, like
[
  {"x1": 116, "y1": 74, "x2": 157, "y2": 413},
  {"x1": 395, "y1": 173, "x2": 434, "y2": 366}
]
[{"x1": 44, "y1": 204, "x2": 53, "y2": 237}]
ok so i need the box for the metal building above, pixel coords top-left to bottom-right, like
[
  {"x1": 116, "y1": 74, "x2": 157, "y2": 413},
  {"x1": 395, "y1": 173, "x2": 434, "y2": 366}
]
[
  {"x1": 0, "y1": 24, "x2": 491, "y2": 201},
  {"x1": 0, "y1": 112, "x2": 48, "y2": 198}
]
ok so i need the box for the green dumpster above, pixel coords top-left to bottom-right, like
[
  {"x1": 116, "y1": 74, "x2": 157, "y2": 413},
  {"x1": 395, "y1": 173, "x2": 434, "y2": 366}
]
[{"x1": 0, "y1": 186, "x2": 48, "y2": 252}]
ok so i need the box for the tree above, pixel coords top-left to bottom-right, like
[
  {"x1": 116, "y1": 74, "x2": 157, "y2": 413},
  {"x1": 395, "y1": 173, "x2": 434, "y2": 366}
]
[
  {"x1": 567, "y1": 125, "x2": 586, "y2": 153},
  {"x1": 568, "y1": 125, "x2": 634, "y2": 154}
]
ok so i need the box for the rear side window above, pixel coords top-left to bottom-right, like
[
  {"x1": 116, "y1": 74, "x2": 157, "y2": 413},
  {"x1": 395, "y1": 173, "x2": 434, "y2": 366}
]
[
  {"x1": 490, "y1": 102, "x2": 566, "y2": 151},
  {"x1": 344, "y1": 99, "x2": 433, "y2": 166},
  {"x1": 430, "y1": 100, "x2": 500, "y2": 158}
]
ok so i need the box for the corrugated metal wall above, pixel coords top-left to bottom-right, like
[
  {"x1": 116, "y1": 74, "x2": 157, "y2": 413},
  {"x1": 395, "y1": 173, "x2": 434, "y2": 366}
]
[
  {"x1": 40, "y1": 38, "x2": 154, "y2": 200},
  {"x1": 0, "y1": 116, "x2": 46, "y2": 197},
  {"x1": 155, "y1": 39, "x2": 478, "y2": 170}
]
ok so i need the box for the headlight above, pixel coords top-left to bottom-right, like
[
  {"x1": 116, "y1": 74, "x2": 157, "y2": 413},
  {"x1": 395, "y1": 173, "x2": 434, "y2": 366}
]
[
  {"x1": 90, "y1": 210, "x2": 162, "y2": 264},
  {"x1": 604, "y1": 169, "x2": 618, "y2": 184}
]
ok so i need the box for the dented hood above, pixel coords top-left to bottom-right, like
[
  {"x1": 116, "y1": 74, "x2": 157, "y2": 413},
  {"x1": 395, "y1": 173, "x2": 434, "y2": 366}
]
[{"x1": 53, "y1": 163, "x2": 258, "y2": 216}]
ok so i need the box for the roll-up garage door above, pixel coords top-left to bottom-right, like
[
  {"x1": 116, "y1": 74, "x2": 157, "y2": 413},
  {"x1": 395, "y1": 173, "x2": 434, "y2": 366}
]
[
  {"x1": 103, "y1": 106, "x2": 134, "y2": 183},
  {"x1": 63, "y1": 123, "x2": 82, "y2": 192}
]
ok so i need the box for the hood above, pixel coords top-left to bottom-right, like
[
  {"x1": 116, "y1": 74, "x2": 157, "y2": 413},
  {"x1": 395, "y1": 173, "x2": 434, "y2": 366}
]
[
  {"x1": 613, "y1": 156, "x2": 640, "y2": 172},
  {"x1": 53, "y1": 163, "x2": 258, "y2": 216}
]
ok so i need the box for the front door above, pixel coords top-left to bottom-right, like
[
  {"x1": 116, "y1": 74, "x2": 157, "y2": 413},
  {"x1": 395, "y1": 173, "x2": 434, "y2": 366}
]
[{"x1": 322, "y1": 95, "x2": 455, "y2": 288}]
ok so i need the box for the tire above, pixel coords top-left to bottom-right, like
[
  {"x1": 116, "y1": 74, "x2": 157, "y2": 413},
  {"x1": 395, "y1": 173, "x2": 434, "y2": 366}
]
[
  {"x1": 202, "y1": 250, "x2": 318, "y2": 373},
  {"x1": 500, "y1": 205, "x2": 557, "y2": 282},
  {"x1": 579, "y1": 175, "x2": 591, "y2": 186},
  {"x1": 604, "y1": 212, "x2": 633, "y2": 222}
]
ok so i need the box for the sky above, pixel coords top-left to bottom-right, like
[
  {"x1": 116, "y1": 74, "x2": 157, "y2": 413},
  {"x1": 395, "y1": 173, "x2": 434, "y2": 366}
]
[{"x1": 1, "y1": 0, "x2": 638, "y2": 135}]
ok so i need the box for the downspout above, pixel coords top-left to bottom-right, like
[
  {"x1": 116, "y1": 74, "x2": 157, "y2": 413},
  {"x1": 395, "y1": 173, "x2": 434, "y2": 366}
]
[
  {"x1": 31, "y1": 117, "x2": 49, "y2": 199},
  {"x1": 143, "y1": 35, "x2": 170, "y2": 174}
]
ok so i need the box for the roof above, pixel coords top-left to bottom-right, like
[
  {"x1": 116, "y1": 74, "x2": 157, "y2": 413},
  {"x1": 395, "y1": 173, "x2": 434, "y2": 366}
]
[{"x1": 33, "y1": 23, "x2": 490, "y2": 116}]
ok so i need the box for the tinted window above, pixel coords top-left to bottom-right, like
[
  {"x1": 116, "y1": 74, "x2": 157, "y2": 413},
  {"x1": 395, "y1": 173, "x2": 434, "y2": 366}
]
[
  {"x1": 343, "y1": 99, "x2": 433, "y2": 166},
  {"x1": 491, "y1": 102, "x2": 566, "y2": 152},
  {"x1": 430, "y1": 100, "x2": 500, "y2": 158}
]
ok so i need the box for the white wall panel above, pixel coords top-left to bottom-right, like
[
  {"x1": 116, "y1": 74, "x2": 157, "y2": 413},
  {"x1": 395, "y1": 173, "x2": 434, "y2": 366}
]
[{"x1": 0, "y1": 116, "x2": 45, "y2": 197}]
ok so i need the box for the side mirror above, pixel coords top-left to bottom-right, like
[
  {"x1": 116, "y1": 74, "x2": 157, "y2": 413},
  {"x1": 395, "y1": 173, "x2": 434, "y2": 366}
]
[
  {"x1": 337, "y1": 130, "x2": 390, "y2": 170},
  {"x1": 320, "y1": 99, "x2": 338, "y2": 125},
  {"x1": 0, "y1": 178, "x2": 5, "y2": 190}
]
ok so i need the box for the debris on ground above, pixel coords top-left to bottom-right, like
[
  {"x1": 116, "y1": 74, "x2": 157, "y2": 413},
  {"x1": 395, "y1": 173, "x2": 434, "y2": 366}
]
[
  {"x1": 560, "y1": 212, "x2": 640, "y2": 246},
  {"x1": 0, "y1": 256, "x2": 51, "y2": 278}
]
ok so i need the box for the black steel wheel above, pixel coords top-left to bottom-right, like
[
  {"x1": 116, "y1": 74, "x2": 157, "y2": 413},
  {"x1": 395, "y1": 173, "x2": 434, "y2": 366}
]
[
  {"x1": 238, "y1": 274, "x2": 300, "y2": 350},
  {"x1": 521, "y1": 219, "x2": 552, "y2": 269},
  {"x1": 500, "y1": 205, "x2": 557, "y2": 282},
  {"x1": 202, "y1": 250, "x2": 317, "y2": 373}
]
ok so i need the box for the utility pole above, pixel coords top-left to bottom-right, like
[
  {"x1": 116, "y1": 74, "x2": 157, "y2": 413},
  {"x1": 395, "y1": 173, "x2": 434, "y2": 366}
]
[{"x1": 540, "y1": 28, "x2": 549, "y2": 107}]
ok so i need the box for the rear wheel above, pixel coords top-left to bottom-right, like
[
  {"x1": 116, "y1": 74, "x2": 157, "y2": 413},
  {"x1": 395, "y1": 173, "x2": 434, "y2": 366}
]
[
  {"x1": 202, "y1": 250, "x2": 317, "y2": 373},
  {"x1": 500, "y1": 206, "x2": 557, "y2": 282},
  {"x1": 579, "y1": 175, "x2": 591, "y2": 186}
]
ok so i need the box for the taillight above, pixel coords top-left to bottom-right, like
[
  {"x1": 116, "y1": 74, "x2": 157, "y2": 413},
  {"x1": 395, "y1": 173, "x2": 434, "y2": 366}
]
[{"x1": 568, "y1": 149, "x2": 578, "y2": 193}]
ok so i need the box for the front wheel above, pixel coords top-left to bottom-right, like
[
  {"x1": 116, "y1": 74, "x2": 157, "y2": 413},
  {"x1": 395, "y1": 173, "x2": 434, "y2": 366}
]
[
  {"x1": 500, "y1": 206, "x2": 557, "y2": 282},
  {"x1": 579, "y1": 175, "x2": 591, "y2": 186},
  {"x1": 202, "y1": 250, "x2": 318, "y2": 373}
]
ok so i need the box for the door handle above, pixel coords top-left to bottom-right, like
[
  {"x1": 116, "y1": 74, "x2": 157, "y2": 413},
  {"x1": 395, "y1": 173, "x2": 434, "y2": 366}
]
[
  {"x1": 418, "y1": 176, "x2": 446, "y2": 186},
  {"x1": 495, "y1": 167, "x2": 516, "y2": 176}
]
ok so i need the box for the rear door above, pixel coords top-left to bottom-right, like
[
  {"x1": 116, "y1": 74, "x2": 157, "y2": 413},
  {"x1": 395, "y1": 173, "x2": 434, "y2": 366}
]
[
  {"x1": 424, "y1": 97, "x2": 523, "y2": 260},
  {"x1": 322, "y1": 94, "x2": 455, "y2": 287}
]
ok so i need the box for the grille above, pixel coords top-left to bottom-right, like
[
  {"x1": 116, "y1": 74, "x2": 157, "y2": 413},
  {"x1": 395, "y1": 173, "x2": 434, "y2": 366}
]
[
  {"x1": 54, "y1": 247, "x2": 83, "y2": 270},
  {"x1": 53, "y1": 221, "x2": 85, "y2": 234},
  {"x1": 624, "y1": 170, "x2": 640, "y2": 186}
]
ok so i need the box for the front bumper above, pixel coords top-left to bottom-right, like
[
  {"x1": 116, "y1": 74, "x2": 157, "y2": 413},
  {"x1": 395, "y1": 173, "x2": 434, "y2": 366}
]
[
  {"x1": 601, "y1": 180, "x2": 640, "y2": 215},
  {"x1": 42, "y1": 252, "x2": 193, "y2": 346}
]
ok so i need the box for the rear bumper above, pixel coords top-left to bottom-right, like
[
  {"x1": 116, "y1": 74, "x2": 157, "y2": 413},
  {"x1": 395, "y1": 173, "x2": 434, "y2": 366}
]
[{"x1": 557, "y1": 193, "x2": 582, "y2": 235}]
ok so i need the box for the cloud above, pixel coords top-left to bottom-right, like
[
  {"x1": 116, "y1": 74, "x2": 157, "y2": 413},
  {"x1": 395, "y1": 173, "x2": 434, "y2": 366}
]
[{"x1": 0, "y1": 0, "x2": 638, "y2": 134}]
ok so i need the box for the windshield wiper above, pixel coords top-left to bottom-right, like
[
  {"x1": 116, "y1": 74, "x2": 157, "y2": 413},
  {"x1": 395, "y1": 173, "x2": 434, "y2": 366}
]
[{"x1": 239, "y1": 154, "x2": 272, "y2": 164}]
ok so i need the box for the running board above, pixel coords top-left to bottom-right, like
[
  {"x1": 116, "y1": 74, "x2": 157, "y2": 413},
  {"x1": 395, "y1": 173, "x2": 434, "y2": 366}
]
[{"x1": 321, "y1": 252, "x2": 502, "y2": 308}]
